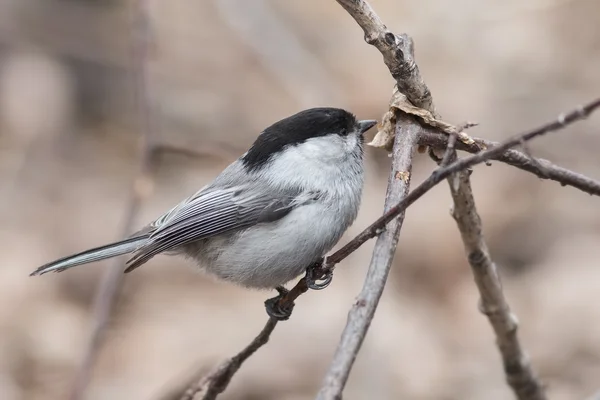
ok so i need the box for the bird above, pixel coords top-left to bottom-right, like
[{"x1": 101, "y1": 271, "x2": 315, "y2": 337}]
[{"x1": 30, "y1": 107, "x2": 377, "y2": 320}]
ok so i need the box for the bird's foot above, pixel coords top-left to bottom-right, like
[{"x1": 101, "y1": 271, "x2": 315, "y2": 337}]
[
  {"x1": 265, "y1": 286, "x2": 294, "y2": 321},
  {"x1": 305, "y1": 258, "x2": 333, "y2": 290}
]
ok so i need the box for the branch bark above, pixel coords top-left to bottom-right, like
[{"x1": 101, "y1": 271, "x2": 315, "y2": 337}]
[
  {"x1": 447, "y1": 170, "x2": 546, "y2": 399},
  {"x1": 335, "y1": 0, "x2": 433, "y2": 112},
  {"x1": 419, "y1": 129, "x2": 600, "y2": 196},
  {"x1": 171, "y1": 0, "x2": 600, "y2": 396},
  {"x1": 330, "y1": 1, "x2": 551, "y2": 400},
  {"x1": 317, "y1": 112, "x2": 418, "y2": 400},
  {"x1": 180, "y1": 319, "x2": 278, "y2": 400}
]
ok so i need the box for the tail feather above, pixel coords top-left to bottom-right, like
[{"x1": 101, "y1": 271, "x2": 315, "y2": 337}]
[{"x1": 30, "y1": 235, "x2": 149, "y2": 276}]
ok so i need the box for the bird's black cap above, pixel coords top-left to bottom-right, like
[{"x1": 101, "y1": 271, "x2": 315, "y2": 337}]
[{"x1": 242, "y1": 107, "x2": 368, "y2": 171}]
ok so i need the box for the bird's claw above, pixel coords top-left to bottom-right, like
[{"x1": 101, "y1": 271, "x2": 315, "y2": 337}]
[
  {"x1": 306, "y1": 259, "x2": 333, "y2": 290},
  {"x1": 264, "y1": 286, "x2": 294, "y2": 321}
]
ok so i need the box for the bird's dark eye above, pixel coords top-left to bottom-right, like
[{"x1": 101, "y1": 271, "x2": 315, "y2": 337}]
[{"x1": 339, "y1": 128, "x2": 347, "y2": 136}]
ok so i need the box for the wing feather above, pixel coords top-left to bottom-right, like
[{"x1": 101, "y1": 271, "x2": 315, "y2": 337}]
[{"x1": 124, "y1": 185, "x2": 304, "y2": 272}]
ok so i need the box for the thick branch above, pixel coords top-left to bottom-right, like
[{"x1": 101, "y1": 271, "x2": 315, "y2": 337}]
[
  {"x1": 317, "y1": 113, "x2": 419, "y2": 400},
  {"x1": 447, "y1": 170, "x2": 546, "y2": 400},
  {"x1": 419, "y1": 130, "x2": 600, "y2": 196}
]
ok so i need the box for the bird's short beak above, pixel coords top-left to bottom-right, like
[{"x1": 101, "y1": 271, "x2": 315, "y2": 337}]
[{"x1": 358, "y1": 119, "x2": 377, "y2": 135}]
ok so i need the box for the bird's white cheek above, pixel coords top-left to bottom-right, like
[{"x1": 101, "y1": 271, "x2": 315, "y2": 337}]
[{"x1": 345, "y1": 134, "x2": 360, "y2": 151}]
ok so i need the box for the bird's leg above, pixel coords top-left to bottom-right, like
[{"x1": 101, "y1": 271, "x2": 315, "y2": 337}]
[
  {"x1": 305, "y1": 257, "x2": 333, "y2": 290},
  {"x1": 264, "y1": 286, "x2": 294, "y2": 321}
]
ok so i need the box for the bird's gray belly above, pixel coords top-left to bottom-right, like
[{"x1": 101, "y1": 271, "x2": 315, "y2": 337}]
[{"x1": 181, "y1": 204, "x2": 350, "y2": 289}]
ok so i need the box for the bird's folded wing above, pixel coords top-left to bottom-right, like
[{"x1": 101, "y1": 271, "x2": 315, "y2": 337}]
[{"x1": 125, "y1": 186, "x2": 302, "y2": 271}]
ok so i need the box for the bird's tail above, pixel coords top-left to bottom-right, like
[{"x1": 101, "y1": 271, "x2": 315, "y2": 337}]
[{"x1": 30, "y1": 235, "x2": 149, "y2": 276}]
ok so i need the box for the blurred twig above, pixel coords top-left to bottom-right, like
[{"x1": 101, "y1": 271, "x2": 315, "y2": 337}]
[
  {"x1": 68, "y1": 1, "x2": 158, "y2": 399},
  {"x1": 419, "y1": 130, "x2": 600, "y2": 196},
  {"x1": 585, "y1": 390, "x2": 600, "y2": 400},
  {"x1": 317, "y1": 112, "x2": 418, "y2": 399},
  {"x1": 214, "y1": 0, "x2": 341, "y2": 106}
]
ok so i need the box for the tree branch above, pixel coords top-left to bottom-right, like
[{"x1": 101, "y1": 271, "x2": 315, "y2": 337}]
[
  {"x1": 317, "y1": 112, "x2": 418, "y2": 400},
  {"x1": 174, "y1": 96, "x2": 600, "y2": 400},
  {"x1": 335, "y1": 0, "x2": 433, "y2": 111},
  {"x1": 419, "y1": 129, "x2": 600, "y2": 196},
  {"x1": 447, "y1": 169, "x2": 546, "y2": 399},
  {"x1": 327, "y1": 2, "x2": 596, "y2": 400},
  {"x1": 180, "y1": 319, "x2": 278, "y2": 400},
  {"x1": 178, "y1": 278, "x2": 311, "y2": 400},
  {"x1": 170, "y1": 0, "x2": 600, "y2": 396}
]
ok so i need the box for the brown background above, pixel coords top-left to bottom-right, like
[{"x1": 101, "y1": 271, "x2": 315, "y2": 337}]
[{"x1": 1, "y1": 0, "x2": 599, "y2": 399}]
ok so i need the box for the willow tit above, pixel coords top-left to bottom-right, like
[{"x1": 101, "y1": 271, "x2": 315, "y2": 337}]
[{"x1": 31, "y1": 108, "x2": 377, "y2": 319}]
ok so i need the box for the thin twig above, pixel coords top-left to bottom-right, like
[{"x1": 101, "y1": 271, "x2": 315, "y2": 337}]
[
  {"x1": 180, "y1": 319, "x2": 278, "y2": 400},
  {"x1": 179, "y1": 278, "x2": 309, "y2": 400},
  {"x1": 447, "y1": 169, "x2": 546, "y2": 399},
  {"x1": 518, "y1": 138, "x2": 550, "y2": 178},
  {"x1": 68, "y1": 1, "x2": 158, "y2": 399},
  {"x1": 440, "y1": 130, "x2": 459, "y2": 167},
  {"x1": 418, "y1": 130, "x2": 600, "y2": 196},
  {"x1": 317, "y1": 112, "x2": 419, "y2": 400},
  {"x1": 327, "y1": 97, "x2": 600, "y2": 269}
]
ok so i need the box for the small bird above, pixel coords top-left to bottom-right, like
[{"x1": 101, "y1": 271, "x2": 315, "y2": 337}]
[{"x1": 31, "y1": 108, "x2": 377, "y2": 319}]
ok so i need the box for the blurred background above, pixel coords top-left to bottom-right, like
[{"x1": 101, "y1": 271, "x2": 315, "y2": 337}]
[{"x1": 1, "y1": 0, "x2": 599, "y2": 399}]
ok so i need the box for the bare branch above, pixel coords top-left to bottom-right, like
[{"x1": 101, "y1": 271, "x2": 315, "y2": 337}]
[
  {"x1": 419, "y1": 129, "x2": 600, "y2": 196},
  {"x1": 317, "y1": 112, "x2": 419, "y2": 400},
  {"x1": 335, "y1": 0, "x2": 433, "y2": 111},
  {"x1": 442, "y1": 98, "x2": 600, "y2": 173},
  {"x1": 178, "y1": 278, "x2": 311, "y2": 399},
  {"x1": 326, "y1": 3, "x2": 597, "y2": 400},
  {"x1": 440, "y1": 130, "x2": 459, "y2": 167},
  {"x1": 68, "y1": 1, "x2": 158, "y2": 399},
  {"x1": 180, "y1": 319, "x2": 278, "y2": 400},
  {"x1": 325, "y1": 106, "x2": 600, "y2": 301},
  {"x1": 172, "y1": 97, "x2": 600, "y2": 400},
  {"x1": 447, "y1": 169, "x2": 546, "y2": 400},
  {"x1": 165, "y1": 0, "x2": 600, "y2": 395}
]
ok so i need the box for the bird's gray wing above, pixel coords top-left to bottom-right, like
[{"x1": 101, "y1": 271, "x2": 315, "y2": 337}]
[{"x1": 124, "y1": 185, "x2": 305, "y2": 272}]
